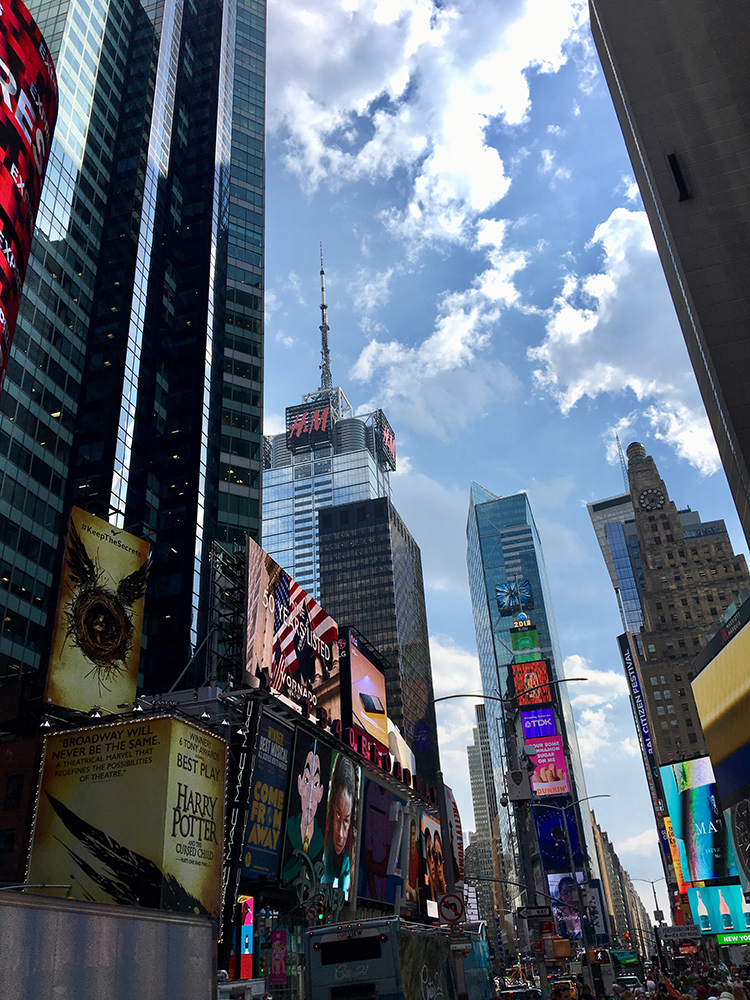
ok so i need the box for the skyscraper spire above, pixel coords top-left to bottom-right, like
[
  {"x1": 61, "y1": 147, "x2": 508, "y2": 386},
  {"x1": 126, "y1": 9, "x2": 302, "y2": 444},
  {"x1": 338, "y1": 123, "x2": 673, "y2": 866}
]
[{"x1": 319, "y1": 244, "x2": 332, "y2": 391}]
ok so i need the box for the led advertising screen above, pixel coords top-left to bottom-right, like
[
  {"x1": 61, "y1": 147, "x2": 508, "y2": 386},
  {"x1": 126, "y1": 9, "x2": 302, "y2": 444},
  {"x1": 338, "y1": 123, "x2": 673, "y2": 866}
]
[
  {"x1": 45, "y1": 508, "x2": 149, "y2": 715},
  {"x1": 726, "y1": 799, "x2": 750, "y2": 896},
  {"x1": 374, "y1": 409, "x2": 397, "y2": 471},
  {"x1": 548, "y1": 871, "x2": 586, "y2": 939},
  {"x1": 421, "y1": 811, "x2": 445, "y2": 918},
  {"x1": 511, "y1": 625, "x2": 542, "y2": 662},
  {"x1": 522, "y1": 708, "x2": 557, "y2": 739},
  {"x1": 280, "y1": 735, "x2": 361, "y2": 902},
  {"x1": 511, "y1": 659, "x2": 551, "y2": 707},
  {"x1": 686, "y1": 884, "x2": 749, "y2": 935},
  {"x1": 285, "y1": 401, "x2": 333, "y2": 452},
  {"x1": 444, "y1": 784, "x2": 464, "y2": 886},
  {"x1": 348, "y1": 631, "x2": 389, "y2": 749},
  {"x1": 246, "y1": 537, "x2": 340, "y2": 725},
  {"x1": 660, "y1": 757, "x2": 738, "y2": 885},
  {"x1": 28, "y1": 717, "x2": 226, "y2": 918},
  {"x1": 357, "y1": 778, "x2": 408, "y2": 905},
  {"x1": 0, "y1": 0, "x2": 57, "y2": 391},
  {"x1": 526, "y1": 735, "x2": 570, "y2": 796},
  {"x1": 496, "y1": 580, "x2": 533, "y2": 616},
  {"x1": 533, "y1": 799, "x2": 585, "y2": 872},
  {"x1": 242, "y1": 714, "x2": 293, "y2": 882}
]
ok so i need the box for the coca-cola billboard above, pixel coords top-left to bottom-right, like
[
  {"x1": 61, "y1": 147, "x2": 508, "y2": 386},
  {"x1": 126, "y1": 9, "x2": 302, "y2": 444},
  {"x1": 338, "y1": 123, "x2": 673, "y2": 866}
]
[{"x1": 0, "y1": 0, "x2": 58, "y2": 391}]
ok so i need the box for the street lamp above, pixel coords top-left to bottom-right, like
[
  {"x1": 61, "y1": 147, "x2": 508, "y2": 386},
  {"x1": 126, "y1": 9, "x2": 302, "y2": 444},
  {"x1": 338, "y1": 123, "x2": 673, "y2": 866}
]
[
  {"x1": 632, "y1": 876, "x2": 667, "y2": 972},
  {"x1": 433, "y1": 676, "x2": 587, "y2": 707}
]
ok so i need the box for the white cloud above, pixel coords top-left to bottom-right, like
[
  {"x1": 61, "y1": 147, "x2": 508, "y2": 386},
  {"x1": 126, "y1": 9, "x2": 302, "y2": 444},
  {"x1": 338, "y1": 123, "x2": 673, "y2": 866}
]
[
  {"x1": 528, "y1": 208, "x2": 721, "y2": 475},
  {"x1": 574, "y1": 707, "x2": 610, "y2": 757},
  {"x1": 263, "y1": 412, "x2": 286, "y2": 436},
  {"x1": 563, "y1": 653, "x2": 629, "y2": 708},
  {"x1": 430, "y1": 633, "x2": 482, "y2": 697},
  {"x1": 616, "y1": 828, "x2": 658, "y2": 857},
  {"x1": 620, "y1": 736, "x2": 640, "y2": 757},
  {"x1": 275, "y1": 330, "x2": 296, "y2": 348}
]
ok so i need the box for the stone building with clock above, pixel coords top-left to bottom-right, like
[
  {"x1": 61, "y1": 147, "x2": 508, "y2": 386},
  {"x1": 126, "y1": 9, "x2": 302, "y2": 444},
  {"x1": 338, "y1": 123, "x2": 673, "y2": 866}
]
[{"x1": 589, "y1": 442, "x2": 750, "y2": 767}]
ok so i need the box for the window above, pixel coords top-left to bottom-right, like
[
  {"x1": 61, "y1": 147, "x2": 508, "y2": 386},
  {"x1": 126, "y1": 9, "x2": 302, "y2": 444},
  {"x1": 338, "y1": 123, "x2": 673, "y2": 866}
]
[
  {"x1": 681, "y1": 598, "x2": 688, "y2": 606},
  {"x1": 648, "y1": 644, "x2": 656, "y2": 654},
  {"x1": 653, "y1": 691, "x2": 661, "y2": 700},
  {"x1": 650, "y1": 674, "x2": 658, "y2": 684},
  {"x1": 660, "y1": 721, "x2": 668, "y2": 730},
  {"x1": 657, "y1": 706, "x2": 665, "y2": 716},
  {"x1": 655, "y1": 602, "x2": 663, "y2": 610},
  {"x1": 663, "y1": 690, "x2": 672, "y2": 699},
  {"x1": 667, "y1": 704, "x2": 676, "y2": 714},
  {"x1": 689, "y1": 733, "x2": 698, "y2": 743}
]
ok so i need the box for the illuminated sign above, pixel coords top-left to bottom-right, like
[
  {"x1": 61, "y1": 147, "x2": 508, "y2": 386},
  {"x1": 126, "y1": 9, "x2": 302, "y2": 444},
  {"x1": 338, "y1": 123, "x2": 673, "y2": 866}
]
[
  {"x1": 242, "y1": 714, "x2": 293, "y2": 882},
  {"x1": 526, "y1": 735, "x2": 570, "y2": 796},
  {"x1": 686, "y1": 884, "x2": 749, "y2": 935},
  {"x1": 285, "y1": 402, "x2": 333, "y2": 452},
  {"x1": 511, "y1": 659, "x2": 551, "y2": 707},
  {"x1": 511, "y1": 625, "x2": 542, "y2": 663},
  {"x1": 0, "y1": 0, "x2": 57, "y2": 391},
  {"x1": 522, "y1": 708, "x2": 556, "y2": 739},
  {"x1": 374, "y1": 409, "x2": 396, "y2": 471},
  {"x1": 497, "y1": 580, "x2": 533, "y2": 616}
]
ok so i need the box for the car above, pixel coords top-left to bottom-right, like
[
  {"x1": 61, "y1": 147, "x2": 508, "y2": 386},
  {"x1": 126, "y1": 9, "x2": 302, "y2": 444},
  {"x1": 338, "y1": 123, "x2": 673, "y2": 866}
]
[
  {"x1": 615, "y1": 976, "x2": 643, "y2": 991},
  {"x1": 551, "y1": 979, "x2": 578, "y2": 999}
]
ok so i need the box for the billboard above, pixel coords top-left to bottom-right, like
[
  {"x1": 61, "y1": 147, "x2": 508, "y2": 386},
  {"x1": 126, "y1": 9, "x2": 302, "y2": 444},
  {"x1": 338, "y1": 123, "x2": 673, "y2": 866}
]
[
  {"x1": 242, "y1": 713, "x2": 293, "y2": 881},
  {"x1": 522, "y1": 708, "x2": 557, "y2": 739},
  {"x1": 285, "y1": 401, "x2": 333, "y2": 452},
  {"x1": 246, "y1": 536, "x2": 340, "y2": 724},
  {"x1": 548, "y1": 871, "x2": 586, "y2": 939},
  {"x1": 660, "y1": 757, "x2": 738, "y2": 885},
  {"x1": 28, "y1": 717, "x2": 226, "y2": 918},
  {"x1": 526, "y1": 735, "x2": 570, "y2": 796},
  {"x1": 347, "y1": 631, "x2": 389, "y2": 749},
  {"x1": 373, "y1": 409, "x2": 396, "y2": 471},
  {"x1": 510, "y1": 659, "x2": 551, "y2": 707},
  {"x1": 686, "y1": 884, "x2": 749, "y2": 935},
  {"x1": 421, "y1": 811, "x2": 445, "y2": 918},
  {"x1": 45, "y1": 508, "x2": 149, "y2": 714},
  {"x1": 0, "y1": 0, "x2": 57, "y2": 391},
  {"x1": 444, "y1": 784, "x2": 464, "y2": 886},
  {"x1": 280, "y1": 734, "x2": 361, "y2": 902},
  {"x1": 533, "y1": 799, "x2": 585, "y2": 871},
  {"x1": 357, "y1": 778, "x2": 408, "y2": 905},
  {"x1": 496, "y1": 580, "x2": 533, "y2": 616},
  {"x1": 511, "y1": 624, "x2": 542, "y2": 662}
]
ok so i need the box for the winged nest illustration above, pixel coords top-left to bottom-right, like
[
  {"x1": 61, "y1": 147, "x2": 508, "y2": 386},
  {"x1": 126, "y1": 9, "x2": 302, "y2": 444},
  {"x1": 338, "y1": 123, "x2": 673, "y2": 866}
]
[{"x1": 63, "y1": 523, "x2": 148, "y2": 691}]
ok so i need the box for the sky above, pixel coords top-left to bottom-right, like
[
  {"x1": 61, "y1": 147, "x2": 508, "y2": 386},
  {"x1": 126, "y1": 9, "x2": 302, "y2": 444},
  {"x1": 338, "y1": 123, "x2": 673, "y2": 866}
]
[{"x1": 261, "y1": 0, "x2": 747, "y2": 920}]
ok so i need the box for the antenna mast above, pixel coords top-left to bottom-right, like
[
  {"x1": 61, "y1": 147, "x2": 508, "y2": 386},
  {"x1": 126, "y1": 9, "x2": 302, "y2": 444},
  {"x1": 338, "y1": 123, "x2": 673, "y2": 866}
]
[
  {"x1": 616, "y1": 433, "x2": 629, "y2": 492},
  {"x1": 319, "y1": 244, "x2": 332, "y2": 391}
]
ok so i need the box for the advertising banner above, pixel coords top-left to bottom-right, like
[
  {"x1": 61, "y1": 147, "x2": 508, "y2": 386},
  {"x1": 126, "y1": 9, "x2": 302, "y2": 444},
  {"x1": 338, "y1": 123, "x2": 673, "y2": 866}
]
[
  {"x1": 45, "y1": 508, "x2": 149, "y2": 714},
  {"x1": 511, "y1": 624, "x2": 542, "y2": 662},
  {"x1": 374, "y1": 409, "x2": 396, "y2": 471},
  {"x1": 444, "y1": 784, "x2": 464, "y2": 886},
  {"x1": 660, "y1": 757, "x2": 738, "y2": 885},
  {"x1": 421, "y1": 811, "x2": 445, "y2": 919},
  {"x1": 285, "y1": 402, "x2": 333, "y2": 452},
  {"x1": 238, "y1": 895, "x2": 253, "y2": 979},
  {"x1": 534, "y1": 800, "x2": 585, "y2": 871},
  {"x1": 522, "y1": 708, "x2": 557, "y2": 739},
  {"x1": 526, "y1": 735, "x2": 570, "y2": 796},
  {"x1": 404, "y1": 809, "x2": 421, "y2": 908},
  {"x1": 28, "y1": 717, "x2": 226, "y2": 918},
  {"x1": 497, "y1": 580, "x2": 533, "y2": 616},
  {"x1": 269, "y1": 929, "x2": 287, "y2": 985},
  {"x1": 686, "y1": 884, "x2": 749, "y2": 935},
  {"x1": 357, "y1": 778, "x2": 408, "y2": 905},
  {"x1": 348, "y1": 631, "x2": 388, "y2": 749},
  {"x1": 511, "y1": 659, "x2": 551, "y2": 707},
  {"x1": 246, "y1": 536, "x2": 339, "y2": 724},
  {"x1": 0, "y1": 0, "x2": 57, "y2": 391},
  {"x1": 548, "y1": 871, "x2": 586, "y2": 939},
  {"x1": 242, "y1": 714, "x2": 293, "y2": 881},
  {"x1": 726, "y1": 799, "x2": 750, "y2": 896}
]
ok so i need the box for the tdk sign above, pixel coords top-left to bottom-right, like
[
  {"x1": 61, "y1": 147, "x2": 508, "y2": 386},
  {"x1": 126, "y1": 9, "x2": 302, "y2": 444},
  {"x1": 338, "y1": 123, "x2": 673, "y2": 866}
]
[{"x1": 521, "y1": 708, "x2": 556, "y2": 738}]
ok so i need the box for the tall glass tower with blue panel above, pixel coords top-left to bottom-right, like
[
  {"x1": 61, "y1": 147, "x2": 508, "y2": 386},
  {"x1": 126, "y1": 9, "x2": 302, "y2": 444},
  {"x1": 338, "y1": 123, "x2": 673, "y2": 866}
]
[
  {"x1": 467, "y1": 483, "x2": 602, "y2": 948},
  {"x1": 0, "y1": 0, "x2": 265, "y2": 692}
]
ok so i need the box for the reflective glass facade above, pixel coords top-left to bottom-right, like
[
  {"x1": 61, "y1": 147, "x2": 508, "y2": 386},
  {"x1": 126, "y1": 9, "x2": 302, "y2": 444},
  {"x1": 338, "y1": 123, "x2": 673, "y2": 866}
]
[
  {"x1": 318, "y1": 496, "x2": 440, "y2": 782},
  {"x1": 0, "y1": 0, "x2": 265, "y2": 690}
]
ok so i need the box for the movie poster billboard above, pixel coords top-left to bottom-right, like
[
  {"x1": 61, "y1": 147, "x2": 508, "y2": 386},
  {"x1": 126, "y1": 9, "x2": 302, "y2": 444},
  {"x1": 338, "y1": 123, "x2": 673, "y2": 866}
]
[
  {"x1": 0, "y1": 0, "x2": 57, "y2": 391},
  {"x1": 548, "y1": 871, "x2": 586, "y2": 939},
  {"x1": 660, "y1": 757, "x2": 738, "y2": 885},
  {"x1": 511, "y1": 659, "x2": 551, "y2": 707},
  {"x1": 421, "y1": 811, "x2": 445, "y2": 919},
  {"x1": 358, "y1": 778, "x2": 408, "y2": 905},
  {"x1": 346, "y1": 630, "x2": 388, "y2": 749},
  {"x1": 246, "y1": 537, "x2": 340, "y2": 725},
  {"x1": 28, "y1": 717, "x2": 226, "y2": 918},
  {"x1": 526, "y1": 735, "x2": 570, "y2": 796},
  {"x1": 242, "y1": 714, "x2": 293, "y2": 881},
  {"x1": 45, "y1": 508, "x2": 149, "y2": 714},
  {"x1": 280, "y1": 735, "x2": 361, "y2": 902},
  {"x1": 522, "y1": 708, "x2": 557, "y2": 739}
]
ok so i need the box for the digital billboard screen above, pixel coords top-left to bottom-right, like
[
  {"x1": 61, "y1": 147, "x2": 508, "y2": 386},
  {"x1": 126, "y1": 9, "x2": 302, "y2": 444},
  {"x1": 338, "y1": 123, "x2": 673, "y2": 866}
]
[
  {"x1": 660, "y1": 757, "x2": 738, "y2": 886},
  {"x1": 421, "y1": 811, "x2": 445, "y2": 919},
  {"x1": 348, "y1": 631, "x2": 389, "y2": 749},
  {"x1": 510, "y1": 659, "x2": 551, "y2": 707},
  {"x1": 45, "y1": 508, "x2": 149, "y2": 715},
  {"x1": 533, "y1": 799, "x2": 585, "y2": 872},
  {"x1": 357, "y1": 778, "x2": 408, "y2": 905},
  {"x1": 242, "y1": 714, "x2": 293, "y2": 882},
  {"x1": 374, "y1": 409, "x2": 396, "y2": 471},
  {"x1": 548, "y1": 871, "x2": 586, "y2": 939},
  {"x1": 511, "y1": 625, "x2": 542, "y2": 662},
  {"x1": 496, "y1": 580, "x2": 533, "y2": 616},
  {"x1": 285, "y1": 401, "x2": 333, "y2": 452},
  {"x1": 28, "y1": 717, "x2": 226, "y2": 918},
  {"x1": 246, "y1": 536, "x2": 340, "y2": 725},
  {"x1": 0, "y1": 0, "x2": 57, "y2": 390},
  {"x1": 522, "y1": 708, "x2": 557, "y2": 739},
  {"x1": 526, "y1": 735, "x2": 570, "y2": 796},
  {"x1": 686, "y1": 884, "x2": 749, "y2": 935}
]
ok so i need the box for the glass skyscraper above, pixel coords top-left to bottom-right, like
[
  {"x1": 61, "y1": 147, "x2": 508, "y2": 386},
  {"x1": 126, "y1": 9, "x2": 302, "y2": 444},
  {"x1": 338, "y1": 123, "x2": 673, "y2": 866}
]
[
  {"x1": 0, "y1": 0, "x2": 265, "y2": 691},
  {"x1": 466, "y1": 483, "x2": 599, "y2": 938}
]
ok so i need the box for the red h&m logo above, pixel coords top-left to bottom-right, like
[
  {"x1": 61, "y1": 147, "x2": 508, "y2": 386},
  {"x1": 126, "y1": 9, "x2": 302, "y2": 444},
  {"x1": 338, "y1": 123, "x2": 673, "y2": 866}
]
[
  {"x1": 288, "y1": 406, "x2": 329, "y2": 439},
  {"x1": 382, "y1": 424, "x2": 395, "y2": 459}
]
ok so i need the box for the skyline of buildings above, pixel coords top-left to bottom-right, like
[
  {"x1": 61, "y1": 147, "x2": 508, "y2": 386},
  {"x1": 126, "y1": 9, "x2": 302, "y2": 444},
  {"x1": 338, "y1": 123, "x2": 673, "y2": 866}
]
[{"x1": 2, "y1": 0, "x2": 267, "y2": 693}]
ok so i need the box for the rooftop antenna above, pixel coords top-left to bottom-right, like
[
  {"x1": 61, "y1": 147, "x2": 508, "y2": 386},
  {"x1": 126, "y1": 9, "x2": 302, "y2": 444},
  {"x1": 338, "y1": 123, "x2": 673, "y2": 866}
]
[
  {"x1": 615, "y1": 432, "x2": 629, "y2": 492},
  {"x1": 319, "y1": 244, "x2": 332, "y2": 391}
]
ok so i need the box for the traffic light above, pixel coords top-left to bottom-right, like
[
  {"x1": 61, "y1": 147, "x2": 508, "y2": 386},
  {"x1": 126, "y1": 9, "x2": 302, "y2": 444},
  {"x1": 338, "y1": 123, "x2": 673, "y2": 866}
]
[
  {"x1": 317, "y1": 899, "x2": 325, "y2": 922},
  {"x1": 624, "y1": 931, "x2": 631, "y2": 949}
]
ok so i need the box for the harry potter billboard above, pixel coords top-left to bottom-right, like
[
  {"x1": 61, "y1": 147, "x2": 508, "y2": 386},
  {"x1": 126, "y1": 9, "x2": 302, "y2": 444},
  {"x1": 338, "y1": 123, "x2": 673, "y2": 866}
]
[{"x1": 28, "y1": 716, "x2": 226, "y2": 919}]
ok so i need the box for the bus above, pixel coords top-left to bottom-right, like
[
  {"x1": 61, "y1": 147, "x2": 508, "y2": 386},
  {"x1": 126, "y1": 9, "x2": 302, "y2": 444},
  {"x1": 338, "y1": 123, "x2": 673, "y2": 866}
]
[{"x1": 305, "y1": 916, "x2": 459, "y2": 1000}]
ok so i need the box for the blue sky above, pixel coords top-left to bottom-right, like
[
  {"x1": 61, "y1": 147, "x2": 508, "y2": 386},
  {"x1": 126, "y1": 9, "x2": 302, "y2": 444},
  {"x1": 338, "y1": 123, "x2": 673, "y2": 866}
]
[{"x1": 261, "y1": 0, "x2": 745, "y2": 918}]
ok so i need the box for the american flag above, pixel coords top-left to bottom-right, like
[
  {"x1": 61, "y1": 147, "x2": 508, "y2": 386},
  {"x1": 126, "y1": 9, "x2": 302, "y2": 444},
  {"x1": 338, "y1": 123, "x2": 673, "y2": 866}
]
[{"x1": 271, "y1": 572, "x2": 338, "y2": 691}]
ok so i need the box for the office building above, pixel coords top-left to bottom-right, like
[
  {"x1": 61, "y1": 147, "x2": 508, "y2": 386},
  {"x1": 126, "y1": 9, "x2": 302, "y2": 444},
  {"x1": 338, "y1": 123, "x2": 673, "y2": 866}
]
[
  {"x1": 318, "y1": 496, "x2": 440, "y2": 782},
  {"x1": 589, "y1": 0, "x2": 750, "y2": 544},
  {"x1": 588, "y1": 442, "x2": 750, "y2": 765},
  {"x1": 466, "y1": 483, "x2": 600, "y2": 946},
  {"x1": 0, "y1": 0, "x2": 266, "y2": 691},
  {"x1": 262, "y1": 267, "x2": 393, "y2": 599}
]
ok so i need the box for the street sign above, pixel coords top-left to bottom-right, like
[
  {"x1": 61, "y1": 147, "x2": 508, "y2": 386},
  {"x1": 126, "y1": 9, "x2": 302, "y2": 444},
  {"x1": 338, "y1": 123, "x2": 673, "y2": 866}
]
[
  {"x1": 659, "y1": 925, "x2": 701, "y2": 942},
  {"x1": 533, "y1": 940, "x2": 544, "y2": 954},
  {"x1": 540, "y1": 920, "x2": 555, "y2": 938},
  {"x1": 438, "y1": 893, "x2": 465, "y2": 924},
  {"x1": 517, "y1": 905, "x2": 553, "y2": 921}
]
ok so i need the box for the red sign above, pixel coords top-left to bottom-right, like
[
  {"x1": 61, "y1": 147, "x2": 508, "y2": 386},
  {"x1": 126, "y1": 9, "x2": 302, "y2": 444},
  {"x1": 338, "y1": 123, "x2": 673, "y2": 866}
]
[
  {"x1": 540, "y1": 920, "x2": 555, "y2": 938},
  {"x1": 534, "y1": 940, "x2": 544, "y2": 954},
  {"x1": 0, "y1": 0, "x2": 57, "y2": 392},
  {"x1": 269, "y1": 928, "x2": 287, "y2": 985},
  {"x1": 511, "y1": 660, "x2": 551, "y2": 706}
]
